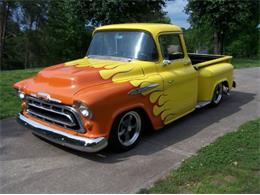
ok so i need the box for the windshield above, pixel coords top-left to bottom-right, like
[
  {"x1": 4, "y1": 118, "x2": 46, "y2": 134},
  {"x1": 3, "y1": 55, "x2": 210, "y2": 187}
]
[{"x1": 87, "y1": 31, "x2": 158, "y2": 61}]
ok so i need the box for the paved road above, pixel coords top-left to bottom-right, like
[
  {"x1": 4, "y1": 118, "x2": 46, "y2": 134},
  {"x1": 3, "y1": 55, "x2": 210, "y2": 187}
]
[{"x1": 0, "y1": 68, "x2": 259, "y2": 193}]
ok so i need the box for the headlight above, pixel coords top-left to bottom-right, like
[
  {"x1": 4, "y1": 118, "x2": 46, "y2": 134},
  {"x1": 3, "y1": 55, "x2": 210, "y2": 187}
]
[
  {"x1": 74, "y1": 101, "x2": 93, "y2": 119},
  {"x1": 79, "y1": 105, "x2": 92, "y2": 118},
  {"x1": 17, "y1": 90, "x2": 25, "y2": 99}
]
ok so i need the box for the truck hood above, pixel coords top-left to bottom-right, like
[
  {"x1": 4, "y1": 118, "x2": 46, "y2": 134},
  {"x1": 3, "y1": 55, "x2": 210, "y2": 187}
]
[
  {"x1": 35, "y1": 63, "x2": 110, "y2": 89},
  {"x1": 16, "y1": 61, "x2": 112, "y2": 104}
]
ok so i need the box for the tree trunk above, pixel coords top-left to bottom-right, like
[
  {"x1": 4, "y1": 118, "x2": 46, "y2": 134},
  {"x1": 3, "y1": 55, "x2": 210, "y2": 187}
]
[
  {"x1": 0, "y1": 1, "x2": 9, "y2": 70},
  {"x1": 219, "y1": 31, "x2": 225, "y2": 55},
  {"x1": 213, "y1": 32, "x2": 220, "y2": 54},
  {"x1": 24, "y1": 19, "x2": 33, "y2": 69},
  {"x1": 214, "y1": 31, "x2": 225, "y2": 55}
]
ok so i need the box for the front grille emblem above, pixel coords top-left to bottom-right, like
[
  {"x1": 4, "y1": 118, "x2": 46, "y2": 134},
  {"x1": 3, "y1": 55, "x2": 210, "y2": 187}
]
[
  {"x1": 36, "y1": 92, "x2": 50, "y2": 101},
  {"x1": 35, "y1": 92, "x2": 61, "y2": 103}
]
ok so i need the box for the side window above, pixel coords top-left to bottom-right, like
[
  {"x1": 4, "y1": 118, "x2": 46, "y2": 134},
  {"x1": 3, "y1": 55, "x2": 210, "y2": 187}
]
[{"x1": 159, "y1": 34, "x2": 184, "y2": 60}]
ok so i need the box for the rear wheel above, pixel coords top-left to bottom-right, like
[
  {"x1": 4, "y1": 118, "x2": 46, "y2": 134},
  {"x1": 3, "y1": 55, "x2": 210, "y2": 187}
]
[
  {"x1": 108, "y1": 110, "x2": 143, "y2": 152},
  {"x1": 210, "y1": 83, "x2": 223, "y2": 106}
]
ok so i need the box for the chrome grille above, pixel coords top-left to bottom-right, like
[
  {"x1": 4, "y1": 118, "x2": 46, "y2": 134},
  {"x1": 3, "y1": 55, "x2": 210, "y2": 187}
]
[{"x1": 26, "y1": 96, "x2": 85, "y2": 133}]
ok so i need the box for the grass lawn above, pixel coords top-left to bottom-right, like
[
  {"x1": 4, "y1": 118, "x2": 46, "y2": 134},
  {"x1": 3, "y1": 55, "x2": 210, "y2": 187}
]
[
  {"x1": 232, "y1": 58, "x2": 260, "y2": 69},
  {"x1": 0, "y1": 68, "x2": 40, "y2": 119},
  {"x1": 0, "y1": 58, "x2": 259, "y2": 119},
  {"x1": 143, "y1": 119, "x2": 260, "y2": 194}
]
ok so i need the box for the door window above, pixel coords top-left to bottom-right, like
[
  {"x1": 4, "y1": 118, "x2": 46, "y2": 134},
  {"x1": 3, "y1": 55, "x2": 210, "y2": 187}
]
[{"x1": 159, "y1": 34, "x2": 184, "y2": 60}]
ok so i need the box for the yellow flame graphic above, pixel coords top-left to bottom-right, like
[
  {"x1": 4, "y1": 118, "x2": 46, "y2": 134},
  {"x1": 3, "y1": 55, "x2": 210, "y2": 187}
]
[{"x1": 65, "y1": 58, "x2": 176, "y2": 124}]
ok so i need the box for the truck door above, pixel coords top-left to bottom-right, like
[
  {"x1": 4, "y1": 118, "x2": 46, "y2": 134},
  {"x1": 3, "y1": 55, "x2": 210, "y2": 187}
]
[{"x1": 157, "y1": 33, "x2": 197, "y2": 124}]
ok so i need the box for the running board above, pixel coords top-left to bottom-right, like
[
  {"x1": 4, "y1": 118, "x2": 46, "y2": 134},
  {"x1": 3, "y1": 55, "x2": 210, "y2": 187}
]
[{"x1": 196, "y1": 101, "x2": 211, "y2": 109}]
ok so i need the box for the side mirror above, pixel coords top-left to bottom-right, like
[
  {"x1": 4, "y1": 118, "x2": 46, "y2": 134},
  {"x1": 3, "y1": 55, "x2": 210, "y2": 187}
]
[{"x1": 162, "y1": 59, "x2": 171, "y2": 66}]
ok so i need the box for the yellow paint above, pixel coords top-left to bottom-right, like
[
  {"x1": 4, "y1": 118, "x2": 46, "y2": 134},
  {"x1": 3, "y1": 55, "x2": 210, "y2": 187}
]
[
  {"x1": 65, "y1": 23, "x2": 234, "y2": 124},
  {"x1": 197, "y1": 62, "x2": 234, "y2": 101},
  {"x1": 95, "y1": 23, "x2": 182, "y2": 38}
]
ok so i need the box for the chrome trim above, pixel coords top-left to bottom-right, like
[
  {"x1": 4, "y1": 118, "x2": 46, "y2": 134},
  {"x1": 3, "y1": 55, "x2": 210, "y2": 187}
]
[
  {"x1": 36, "y1": 92, "x2": 62, "y2": 103},
  {"x1": 27, "y1": 110, "x2": 76, "y2": 127},
  {"x1": 87, "y1": 55, "x2": 132, "y2": 62},
  {"x1": 162, "y1": 59, "x2": 171, "y2": 66},
  {"x1": 27, "y1": 102, "x2": 75, "y2": 124},
  {"x1": 17, "y1": 113, "x2": 108, "y2": 153},
  {"x1": 48, "y1": 97, "x2": 62, "y2": 103},
  {"x1": 223, "y1": 86, "x2": 230, "y2": 96},
  {"x1": 26, "y1": 96, "x2": 85, "y2": 133},
  {"x1": 128, "y1": 83, "x2": 160, "y2": 95},
  {"x1": 195, "y1": 101, "x2": 211, "y2": 109}
]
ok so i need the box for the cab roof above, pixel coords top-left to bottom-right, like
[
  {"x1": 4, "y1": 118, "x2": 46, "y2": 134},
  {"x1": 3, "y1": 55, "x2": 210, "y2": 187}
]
[{"x1": 95, "y1": 23, "x2": 182, "y2": 36}]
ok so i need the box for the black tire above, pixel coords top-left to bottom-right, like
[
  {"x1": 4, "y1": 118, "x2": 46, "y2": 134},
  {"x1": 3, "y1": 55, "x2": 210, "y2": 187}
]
[
  {"x1": 210, "y1": 83, "x2": 223, "y2": 107},
  {"x1": 108, "y1": 110, "x2": 143, "y2": 152}
]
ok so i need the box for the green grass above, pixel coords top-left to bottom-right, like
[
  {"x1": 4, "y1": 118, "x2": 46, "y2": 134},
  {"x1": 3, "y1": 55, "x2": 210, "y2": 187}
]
[
  {"x1": 0, "y1": 68, "x2": 40, "y2": 119},
  {"x1": 232, "y1": 58, "x2": 260, "y2": 69},
  {"x1": 0, "y1": 58, "x2": 259, "y2": 119},
  {"x1": 143, "y1": 119, "x2": 260, "y2": 194}
]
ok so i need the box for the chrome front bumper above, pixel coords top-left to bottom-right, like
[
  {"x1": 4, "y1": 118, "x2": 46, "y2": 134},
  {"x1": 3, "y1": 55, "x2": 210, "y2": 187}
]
[{"x1": 17, "y1": 113, "x2": 108, "y2": 153}]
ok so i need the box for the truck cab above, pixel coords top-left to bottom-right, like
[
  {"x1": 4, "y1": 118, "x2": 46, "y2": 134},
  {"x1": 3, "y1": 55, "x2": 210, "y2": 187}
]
[{"x1": 15, "y1": 23, "x2": 235, "y2": 152}]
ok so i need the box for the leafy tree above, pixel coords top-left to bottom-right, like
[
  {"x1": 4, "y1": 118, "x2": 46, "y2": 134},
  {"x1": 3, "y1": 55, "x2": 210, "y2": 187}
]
[
  {"x1": 0, "y1": 0, "x2": 18, "y2": 69},
  {"x1": 44, "y1": 0, "x2": 169, "y2": 64},
  {"x1": 79, "y1": 0, "x2": 170, "y2": 25},
  {"x1": 185, "y1": 0, "x2": 259, "y2": 55},
  {"x1": 19, "y1": 0, "x2": 48, "y2": 68},
  {"x1": 1, "y1": 0, "x2": 169, "y2": 70},
  {"x1": 183, "y1": 24, "x2": 214, "y2": 53},
  {"x1": 45, "y1": 0, "x2": 92, "y2": 64}
]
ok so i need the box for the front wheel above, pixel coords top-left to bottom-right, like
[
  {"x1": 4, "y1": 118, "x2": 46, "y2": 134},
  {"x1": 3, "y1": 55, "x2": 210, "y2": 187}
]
[
  {"x1": 108, "y1": 110, "x2": 143, "y2": 152},
  {"x1": 210, "y1": 83, "x2": 223, "y2": 106}
]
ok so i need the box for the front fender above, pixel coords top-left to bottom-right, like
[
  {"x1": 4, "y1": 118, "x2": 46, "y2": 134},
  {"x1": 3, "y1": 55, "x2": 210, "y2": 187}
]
[{"x1": 74, "y1": 82, "x2": 163, "y2": 138}]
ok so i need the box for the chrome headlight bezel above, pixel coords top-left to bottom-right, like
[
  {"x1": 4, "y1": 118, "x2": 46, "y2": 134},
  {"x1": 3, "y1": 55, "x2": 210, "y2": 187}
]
[
  {"x1": 74, "y1": 101, "x2": 93, "y2": 119},
  {"x1": 17, "y1": 90, "x2": 25, "y2": 99}
]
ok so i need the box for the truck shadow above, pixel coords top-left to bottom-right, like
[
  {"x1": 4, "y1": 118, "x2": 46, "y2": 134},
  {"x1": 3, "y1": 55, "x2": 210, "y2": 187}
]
[{"x1": 38, "y1": 90, "x2": 256, "y2": 163}]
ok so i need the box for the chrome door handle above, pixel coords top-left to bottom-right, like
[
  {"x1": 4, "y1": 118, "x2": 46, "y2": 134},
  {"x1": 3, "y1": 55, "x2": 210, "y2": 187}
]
[{"x1": 162, "y1": 59, "x2": 171, "y2": 66}]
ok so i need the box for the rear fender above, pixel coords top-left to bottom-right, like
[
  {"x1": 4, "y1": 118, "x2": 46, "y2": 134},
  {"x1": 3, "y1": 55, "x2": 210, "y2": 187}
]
[
  {"x1": 210, "y1": 79, "x2": 230, "y2": 100},
  {"x1": 198, "y1": 63, "x2": 233, "y2": 101}
]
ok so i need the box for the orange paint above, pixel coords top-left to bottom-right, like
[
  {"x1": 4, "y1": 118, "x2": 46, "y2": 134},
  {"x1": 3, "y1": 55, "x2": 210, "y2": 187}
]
[{"x1": 14, "y1": 62, "x2": 163, "y2": 139}]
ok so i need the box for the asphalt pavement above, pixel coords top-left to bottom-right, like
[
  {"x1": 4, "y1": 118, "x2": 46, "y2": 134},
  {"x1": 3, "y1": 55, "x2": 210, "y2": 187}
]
[{"x1": 0, "y1": 67, "x2": 259, "y2": 193}]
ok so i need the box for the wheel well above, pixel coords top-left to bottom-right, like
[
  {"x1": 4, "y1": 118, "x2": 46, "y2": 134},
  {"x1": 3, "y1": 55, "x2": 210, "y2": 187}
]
[
  {"x1": 134, "y1": 108, "x2": 154, "y2": 132},
  {"x1": 112, "y1": 107, "x2": 154, "y2": 133},
  {"x1": 210, "y1": 80, "x2": 228, "y2": 101},
  {"x1": 222, "y1": 80, "x2": 229, "y2": 88}
]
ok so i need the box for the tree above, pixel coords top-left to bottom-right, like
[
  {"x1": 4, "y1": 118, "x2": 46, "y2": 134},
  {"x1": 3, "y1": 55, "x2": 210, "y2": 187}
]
[
  {"x1": 19, "y1": 0, "x2": 48, "y2": 68},
  {"x1": 0, "y1": 0, "x2": 17, "y2": 69},
  {"x1": 184, "y1": 24, "x2": 214, "y2": 53},
  {"x1": 1, "y1": 0, "x2": 169, "y2": 70},
  {"x1": 185, "y1": 0, "x2": 259, "y2": 54},
  {"x1": 44, "y1": 0, "x2": 93, "y2": 64},
  {"x1": 79, "y1": 0, "x2": 169, "y2": 25}
]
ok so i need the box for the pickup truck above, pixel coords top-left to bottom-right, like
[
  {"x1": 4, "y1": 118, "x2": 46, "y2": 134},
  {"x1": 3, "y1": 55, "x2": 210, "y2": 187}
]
[{"x1": 15, "y1": 23, "x2": 235, "y2": 152}]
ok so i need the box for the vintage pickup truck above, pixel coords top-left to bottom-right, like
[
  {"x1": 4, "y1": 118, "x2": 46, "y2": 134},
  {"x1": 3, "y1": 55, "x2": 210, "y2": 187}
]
[{"x1": 15, "y1": 23, "x2": 235, "y2": 152}]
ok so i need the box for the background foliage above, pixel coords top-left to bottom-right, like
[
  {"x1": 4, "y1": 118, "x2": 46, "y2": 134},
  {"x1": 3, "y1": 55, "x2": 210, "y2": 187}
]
[
  {"x1": 0, "y1": 0, "x2": 259, "y2": 70},
  {"x1": 185, "y1": 0, "x2": 259, "y2": 56},
  {"x1": 0, "y1": 0, "x2": 169, "y2": 70}
]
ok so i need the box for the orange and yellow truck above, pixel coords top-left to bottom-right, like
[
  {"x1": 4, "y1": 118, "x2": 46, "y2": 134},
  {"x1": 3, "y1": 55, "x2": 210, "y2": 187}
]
[{"x1": 15, "y1": 24, "x2": 235, "y2": 152}]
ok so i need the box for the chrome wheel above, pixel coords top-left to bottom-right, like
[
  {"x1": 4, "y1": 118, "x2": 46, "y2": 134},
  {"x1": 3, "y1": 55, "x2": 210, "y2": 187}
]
[
  {"x1": 117, "y1": 111, "x2": 141, "y2": 147},
  {"x1": 213, "y1": 84, "x2": 223, "y2": 104}
]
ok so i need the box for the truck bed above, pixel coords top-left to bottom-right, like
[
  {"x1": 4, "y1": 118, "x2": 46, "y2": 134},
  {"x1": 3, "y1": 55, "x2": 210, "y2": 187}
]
[{"x1": 188, "y1": 53, "x2": 232, "y2": 69}]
